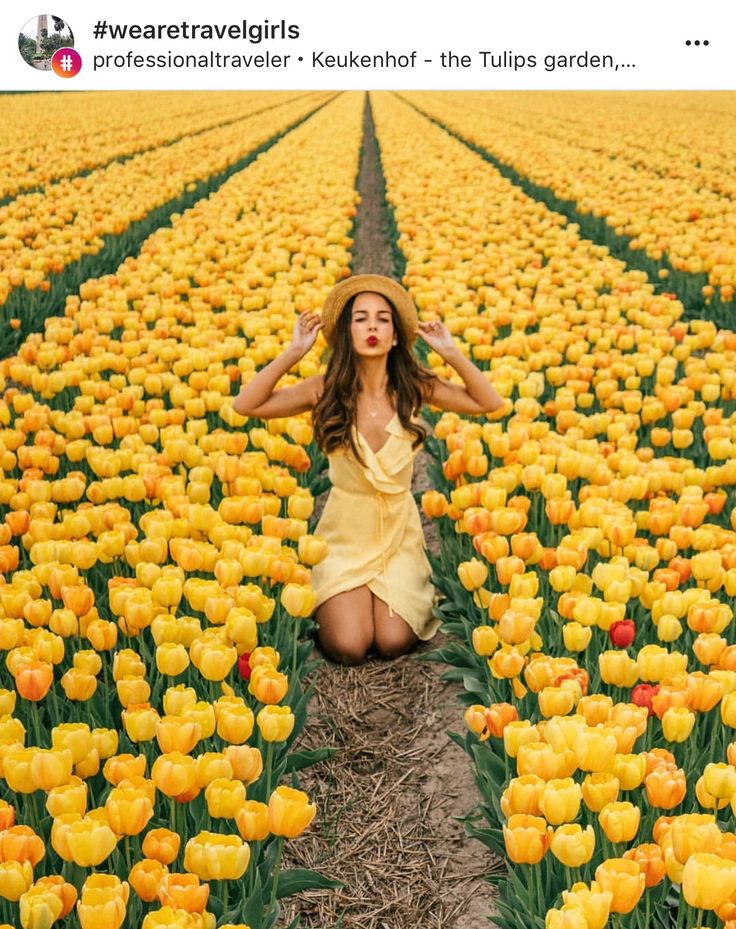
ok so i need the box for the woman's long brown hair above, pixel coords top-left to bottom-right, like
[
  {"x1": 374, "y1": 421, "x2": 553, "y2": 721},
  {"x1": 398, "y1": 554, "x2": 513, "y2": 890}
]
[{"x1": 312, "y1": 294, "x2": 436, "y2": 469}]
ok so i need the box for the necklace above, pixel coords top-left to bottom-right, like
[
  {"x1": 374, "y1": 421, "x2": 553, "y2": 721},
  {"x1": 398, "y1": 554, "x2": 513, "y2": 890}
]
[{"x1": 362, "y1": 382, "x2": 389, "y2": 417}]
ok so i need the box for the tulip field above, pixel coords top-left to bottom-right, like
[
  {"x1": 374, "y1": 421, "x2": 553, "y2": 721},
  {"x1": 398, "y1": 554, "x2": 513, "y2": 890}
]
[{"x1": 0, "y1": 87, "x2": 736, "y2": 929}]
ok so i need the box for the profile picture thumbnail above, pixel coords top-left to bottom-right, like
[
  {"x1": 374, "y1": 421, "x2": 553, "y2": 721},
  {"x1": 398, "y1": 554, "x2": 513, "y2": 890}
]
[{"x1": 18, "y1": 14, "x2": 74, "y2": 71}]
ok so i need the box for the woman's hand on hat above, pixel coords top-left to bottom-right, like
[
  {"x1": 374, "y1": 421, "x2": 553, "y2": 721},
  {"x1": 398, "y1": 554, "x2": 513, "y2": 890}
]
[
  {"x1": 416, "y1": 319, "x2": 455, "y2": 356},
  {"x1": 290, "y1": 311, "x2": 323, "y2": 356}
]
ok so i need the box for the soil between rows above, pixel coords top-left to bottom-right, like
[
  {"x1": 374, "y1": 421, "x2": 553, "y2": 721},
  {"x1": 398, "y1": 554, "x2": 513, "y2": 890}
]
[{"x1": 280, "y1": 92, "x2": 499, "y2": 929}]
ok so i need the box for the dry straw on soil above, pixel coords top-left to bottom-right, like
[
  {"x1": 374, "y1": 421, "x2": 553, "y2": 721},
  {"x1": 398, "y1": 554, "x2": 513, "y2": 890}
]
[{"x1": 280, "y1": 92, "x2": 500, "y2": 929}]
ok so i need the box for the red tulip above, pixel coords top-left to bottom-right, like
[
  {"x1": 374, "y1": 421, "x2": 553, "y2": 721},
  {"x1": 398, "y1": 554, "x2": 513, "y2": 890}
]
[
  {"x1": 237, "y1": 652, "x2": 252, "y2": 682},
  {"x1": 632, "y1": 683, "x2": 660, "y2": 717},
  {"x1": 609, "y1": 620, "x2": 636, "y2": 649}
]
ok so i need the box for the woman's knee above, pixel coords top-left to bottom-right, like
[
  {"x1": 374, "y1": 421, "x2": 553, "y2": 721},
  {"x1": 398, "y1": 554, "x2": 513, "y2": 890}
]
[
  {"x1": 373, "y1": 624, "x2": 419, "y2": 659},
  {"x1": 371, "y1": 595, "x2": 419, "y2": 658},
  {"x1": 373, "y1": 636, "x2": 417, "y2": 659},
  {"x1": 319, "y1": 635, "x2": 370, "y2": 666},
  {"x1": 315, "y1": 589, "x2": 374, "y2": 666},
  {"x1": 315, "y1": 622, "x2": 371, "y2": 665}
]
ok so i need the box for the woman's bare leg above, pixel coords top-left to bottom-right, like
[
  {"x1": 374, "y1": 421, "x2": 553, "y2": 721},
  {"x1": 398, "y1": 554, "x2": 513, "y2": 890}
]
[
  {"x1": 371, "y1": 592, "x2": 420, "y2": 659},
  {"x1": 314, "y1": 586, "x2": 375, "y2": 666}
]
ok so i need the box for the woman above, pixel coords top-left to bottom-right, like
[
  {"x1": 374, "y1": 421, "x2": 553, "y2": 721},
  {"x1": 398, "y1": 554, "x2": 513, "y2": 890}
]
[{"x1": 233, "y1": 274, "x2": 503, "y2": 666}]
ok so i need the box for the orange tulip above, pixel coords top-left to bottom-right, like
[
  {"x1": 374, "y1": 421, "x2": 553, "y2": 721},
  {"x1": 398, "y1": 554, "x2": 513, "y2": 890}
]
[
  {"x1": 31, "y1": 875, "x2": 77, "y2": 917},
  {"x1": 485, "y1": 703, "x2": 519, "y2": 738},
  {"x1": 594, "y1": 858, "x2": 645, "y2": 914},
  {"x1": 502, "y1": 814, "x2": 551, "y2": 864},
  {"x1": 14, "y1": 661, "x2": 54, "y2": 701},
  {"x1": 0, "y1": 825, "x2": 45, "y2": 866},
  {"x1": 141, "y1": 829, "x2": 180, "y2": 866},
  {"x1": 645, "y1": 764, "x2": 687, "y2": 809},
  {"x1": 129, "y1": 858, "x2": 168, "y2": 903},
  {"x1": 158, "y1": 872, "x2": 209, "y2": 913}
]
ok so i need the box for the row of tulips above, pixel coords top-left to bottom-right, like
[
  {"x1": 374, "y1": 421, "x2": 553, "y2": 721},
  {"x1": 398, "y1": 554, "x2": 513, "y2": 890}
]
[
  {"x1": 400, "y1": 91, "x2": 736, "y2": 310},
  {"x1": 0, "y1": 91, "x2": 367, "y2": 927},
  {"x1": 0, "y1": 92, "x2": 322, "y2": 201},
  {"x1": 0, "y1": 91, "x2": 332, "y2": 312},
  {"x1": 370, "y1": 92, "x2": 736, "y2": 471},
  {"x1": 407, "y1": 93, "x2": 736, "y2": 199},
  {"x1": 368, "y1": 90, "x2": 736, "y2": 927}
]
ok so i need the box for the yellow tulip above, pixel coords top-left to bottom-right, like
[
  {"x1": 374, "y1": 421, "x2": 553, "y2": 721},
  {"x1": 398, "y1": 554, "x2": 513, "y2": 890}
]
[
  {"x1": 19, "y1": 887, "x2": 64, "y2": 929},
  {"x1": 539, "y1": 778, "x2": 582, "y2": 825},
  {"x1": 0, "y1": 860, "x2": 33, "y2": 902},
  {"x1": 594, "y1": 858, "x2": 645, "y2": 914},
  {"x1": 573, "y1": 728, "x2": 618, "y2": 773},
  {"x1": 562, "y1": 622, "x2": 591, "y2": 652},
  {"x1": 661, "y1": 706, "x2": 695, "y2": 743},
  {"x1": 195, "y1": 752, "x2": 233, "y2": 788},
  {"x1": 29, "y1": 748, "x2": 74, "y2": 791},
  {"x1": 76, "y1": 874, "x2": 129, "y2": 929},
  {"x1": 224, "y1": 746, "x2": 262, "y2": 785},
  {"x1": 502, "y1": 814, "x2": 551, "y2": 864},
  {"x1": 671, "y1": 814, "x2": 722, "y2": 864},
  {"x1": 183, "y1": 832, "x2": 251, "y2": 881},
  {"x1": 205, "y1": 778, "x2": 246, "y2": 819},
  {"x1": 458, "y1": 559, "x2": 488, "y2": 591},
  {"x1": 104, "y1": 785, "x2": 154, "y2": 836},
  {"x1": 64, "y1": 818, "x2": 118, "y2": 867},
  {"x1": 155, "y1": 644, "x2": 190, "y2": 677},
  {"x1": 561, "y1": 882, "x2": 612, "y2": 929},
  {"x1": 162, "y1": 685, "x2": 198, "y2": 717},
  {"x1": 599, "y1": 801, "x2": 640, "y2": 843},
  {"x1": 45, "y1": 778, "x2": 88, "y2": 818},
  {"x1": 155, "y1": 717, "x2": 201, "y2": 755},
  {"x1": 704, "y1": 762, "x2": 736, "y2": 800},
  {"x1": 122, "y1": 705, "x2": 160, "y2": 743},
  {"x1": 550, "y1": 824, "x2": 595, "y2": 867},
  {"x1": 151, "y1": 752, "x2": 197, "y2": 799},
  {"x1": 582, "y1": 773, "x2": 620, "y2": 813},
  {"x1": 279, "y1": 583, "x2": 316, "y2": 617},
  {"x1": 610, "y1": 754, "x2": 646, "y2": 791},
  {"x1": 236, "y1": 800, "x2": 270, "y2": 841},
  {"x1": 544, "y1": 904, "x2": 588, "y2": 929},
  {"x1": 682, "y1": 852, "x2": 736, "y2": 910},
  {"x1": 256, "y1": 705, "x2": 295, "y2": 742}
]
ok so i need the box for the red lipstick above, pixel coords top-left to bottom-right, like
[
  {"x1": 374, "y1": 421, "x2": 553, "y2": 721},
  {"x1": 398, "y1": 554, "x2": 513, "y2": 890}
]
[{"x1": 367, "y1": 336, "x2": 378, "y2": 345}]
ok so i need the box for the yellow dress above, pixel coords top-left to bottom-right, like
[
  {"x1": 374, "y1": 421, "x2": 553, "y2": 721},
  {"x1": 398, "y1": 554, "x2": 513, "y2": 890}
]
[{"x1": 310, "y1": 412, "x2": 441, "y2": 641}]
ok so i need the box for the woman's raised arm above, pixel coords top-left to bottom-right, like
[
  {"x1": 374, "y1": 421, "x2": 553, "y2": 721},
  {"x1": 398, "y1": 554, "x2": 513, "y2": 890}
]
[
  {"x1": 417, "y1": 320, "x2": 504, "y2": 414},
  {"x1": 232, "y1": 311, "x2": 324, "y2": 419}
]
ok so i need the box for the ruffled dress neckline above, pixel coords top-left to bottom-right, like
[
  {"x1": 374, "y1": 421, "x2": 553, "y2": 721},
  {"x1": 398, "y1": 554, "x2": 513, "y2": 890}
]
[{"x1": 355, "y1": 411, "x2": 402, "y2": 456}]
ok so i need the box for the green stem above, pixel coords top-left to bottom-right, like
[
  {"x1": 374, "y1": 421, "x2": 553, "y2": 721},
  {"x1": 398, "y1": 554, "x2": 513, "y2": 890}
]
[
  {"x1": 247, "y1": 840, "x2": 259, "y2": 897},
  {"x1": 222, "y1": 880, "x2": 229, "y2": 917},
  {"x1": 264, "y1": 741, "x2": 274, "y2": 801},
  {"x1": 268, "y1": 836, "x2": 284, "y2": 911},
  {"x1": 29, "y1": 702, "x2": 44, "y2": 748},
  {"x1": 292, "y1": 618, "x2": 299, "y2": 673},
  {"x1": 676, "y1": 891, "x2": 686, "y2": 929},
  {"x1": 29, "y1": 790, "x2": 41, "y2": 834}
]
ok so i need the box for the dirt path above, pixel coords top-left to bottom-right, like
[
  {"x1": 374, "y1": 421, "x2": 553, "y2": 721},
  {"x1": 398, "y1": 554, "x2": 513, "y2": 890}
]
[{"x1": 280, "y1": 92, "x2": 499, "y2": 929}]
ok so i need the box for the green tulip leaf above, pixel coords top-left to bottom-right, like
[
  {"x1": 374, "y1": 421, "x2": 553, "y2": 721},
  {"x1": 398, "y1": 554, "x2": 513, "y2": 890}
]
[
  {"x1": 284, "y1": 746, "x2": 339, "y2": 772},
  {"x1": 274, "y1": 867, "x2": 344, "y2": 898}
]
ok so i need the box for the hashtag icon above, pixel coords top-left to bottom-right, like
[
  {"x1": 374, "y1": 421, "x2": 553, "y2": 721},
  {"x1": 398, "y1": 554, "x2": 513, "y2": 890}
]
[
  {"x1": 93, "y1": 20, "x2": 108, "y2": 38},
  {"x1": 51, "y1": 47, "x2": 81, "y2": 77}
]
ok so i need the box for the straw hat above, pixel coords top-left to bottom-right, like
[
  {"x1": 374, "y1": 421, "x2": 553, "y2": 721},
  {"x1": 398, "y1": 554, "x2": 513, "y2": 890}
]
[{"x1": 320, "y1": 274, "x2": 418, "y2": 348}]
